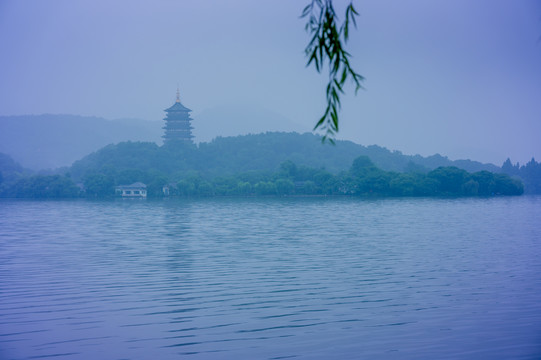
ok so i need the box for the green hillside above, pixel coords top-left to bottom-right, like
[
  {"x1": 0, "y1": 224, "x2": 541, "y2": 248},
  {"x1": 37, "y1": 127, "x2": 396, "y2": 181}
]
[
  {"x1": 70, "y1": 132, "x2": 499, "y2": 181},
  {"x1": 3, "y1": 132, "x2": 525, "y2": 198}
]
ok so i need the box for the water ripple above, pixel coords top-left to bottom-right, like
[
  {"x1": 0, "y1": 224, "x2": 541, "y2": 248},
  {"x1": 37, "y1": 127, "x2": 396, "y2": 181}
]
[{"x1": 1, "y1": 197, "x2": 540, "y2": 359}]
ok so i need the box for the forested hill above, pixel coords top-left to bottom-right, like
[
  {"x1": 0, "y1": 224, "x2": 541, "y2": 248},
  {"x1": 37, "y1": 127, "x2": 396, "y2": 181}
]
[
  {"x1": 70, "y1": 132, "x2": 499, "y2": 181},
  {"x1": 197, "y1": 132, "x2": 500, "y2": 174},
  {"x1": 0, "y1": 152, "x2": 28, "y2": 185},
  {"x1": 3, "y1": 133, "x2": 528, "y2": 198}
]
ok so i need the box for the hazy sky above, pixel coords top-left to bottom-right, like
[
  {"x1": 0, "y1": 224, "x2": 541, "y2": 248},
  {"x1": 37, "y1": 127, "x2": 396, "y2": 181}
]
[{"x1": 1, "y1": 0, "x2": 540, "y2": 165}]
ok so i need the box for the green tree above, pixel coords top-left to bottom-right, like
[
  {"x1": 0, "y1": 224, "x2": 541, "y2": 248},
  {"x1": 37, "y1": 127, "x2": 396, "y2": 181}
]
[
  {"x1": 299, "y1": 180, "x2": 317, "y2": 194},
  {"x1": 236, "y1": 181, "x2": 252, "y2": 195},
  {"x1": 6, "y1": 175, "x2": 79, "y2": 198},
  {"x1": 212, "y1": 176, "x2": 237, "y2": 195},
  {"x1": 521, "y1": 158, "x2": 541, "y2": 194},
  {"x1": 254, "y1": 181, "x2": 277, "y2": 195},
  {"x1": 404, "y1": 161, "x2": 429, "y2": 174},
  {"x1": 275, "y1": 178, "x2": 295, "y2": 195},
  {"x1": 493, "y1": 174, "x2": 523, "y2": 195},
  {"x1": 303, "y1": 0, "x2": 363, "y2": 141},
  {"x1": 501, "y1": 158, "x2": 519, "y2": 177},
  {"x1": 428, "y1": 167, "x2": 469, "y2": 195},
  {"x1": 390, "y1": 174, "x2": 416, "y2": 196},
  {"x1": 471, "y1": 171, "x2": 496, "y2": 196},
  {"x1": 353, "y1": 171, "x2": 392, "y2": 195},
  {"x1": 146, "y1": 174, "x2": 169, "y2": 197},
  {"x1": 177, "y1": 178, "x2": 196, "y2": 196},
  {"x1": 197, "y1": 181, "x2": 214, "y2": 196},
  {"x1": 349, "y1": 156, "x2": 377, "y2": 177},
  {"x1": 84, "y1": 173, "x2": 115, "y2": 197},
  {"x1": 279, "y1": 160, "x2": 298, "y2": 178},
  {"x1": 462, "y1": 179, "x2": 480, "y2": 196}
]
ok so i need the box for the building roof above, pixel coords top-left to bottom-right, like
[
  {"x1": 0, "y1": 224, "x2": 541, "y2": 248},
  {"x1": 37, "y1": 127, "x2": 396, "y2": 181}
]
[
  {"x1": 115, "y1": 182, "x2": 147, "y2": 190},
  {"x1": 165, "y1": 101, "x2": 191, "y2": 112}
]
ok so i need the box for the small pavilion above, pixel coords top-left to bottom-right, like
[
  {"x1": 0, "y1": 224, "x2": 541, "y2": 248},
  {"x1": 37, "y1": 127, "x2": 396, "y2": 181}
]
[{"x1": 115, "y1": 182, "x2": 147, "y2": 198}]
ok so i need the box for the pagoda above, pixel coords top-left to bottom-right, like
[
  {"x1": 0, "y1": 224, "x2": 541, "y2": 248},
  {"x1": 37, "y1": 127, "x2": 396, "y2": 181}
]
[{"x1": 162, "y1": 88, "x2": 194, "y2": 144}]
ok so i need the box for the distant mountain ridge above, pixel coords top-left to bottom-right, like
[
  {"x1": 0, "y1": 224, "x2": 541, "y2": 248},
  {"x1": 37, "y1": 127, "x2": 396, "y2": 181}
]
[
  {"x1": 1, "y1": 114, "x2": 500, "y2": 174},
  {"x1": 192, "y1": 104, "x2": 303, "y2": 142},
  {"x1": 0, "y1": 114, "x2": 162, "y2": 170}
]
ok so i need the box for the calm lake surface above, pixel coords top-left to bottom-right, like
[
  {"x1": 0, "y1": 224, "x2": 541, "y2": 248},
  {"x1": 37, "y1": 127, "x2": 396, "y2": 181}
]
[{"x1": 1, "y1": 196, "x2": 540, "y2": 359}]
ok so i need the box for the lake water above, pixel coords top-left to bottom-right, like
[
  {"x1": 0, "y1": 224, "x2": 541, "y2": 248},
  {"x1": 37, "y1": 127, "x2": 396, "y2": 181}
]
[{"x1": 1, "y1": 196, "x2": 540, "y2": 359}]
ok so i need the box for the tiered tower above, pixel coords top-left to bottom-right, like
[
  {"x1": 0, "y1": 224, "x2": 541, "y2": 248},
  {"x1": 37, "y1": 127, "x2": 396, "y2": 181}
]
[{"x1": 162, "y1": 88, "x2": 194, "y2": 144}]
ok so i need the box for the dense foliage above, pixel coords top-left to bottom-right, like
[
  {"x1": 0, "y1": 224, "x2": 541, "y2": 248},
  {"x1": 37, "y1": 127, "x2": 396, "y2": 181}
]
[
  {"x1": 0, "y1": 152, "x2": 26, "y2": 181},
  {"x1": 0, "y1": 133, "x2": 527, "y2": 198},
  {"x1": 74, "y1": 156, "x2": 522, "y2": 198},
  {"x1": 5, "y1": 158, "x2": 521, "y2": 199},
  {"x1": 69, "y1": 132, "x2": 499, "y2": 179},
  {"x1": 501, "y1": 158, "x2": 541, "y2": 194},
  {"x1": 1, "y1": 174, "x2": 80, "y2": 198}
]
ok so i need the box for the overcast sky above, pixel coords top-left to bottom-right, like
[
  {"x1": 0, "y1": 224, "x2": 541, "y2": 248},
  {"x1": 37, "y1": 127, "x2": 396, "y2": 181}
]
[{"x1": 1, "y1": 0, "x2": 540, "y2": 165}]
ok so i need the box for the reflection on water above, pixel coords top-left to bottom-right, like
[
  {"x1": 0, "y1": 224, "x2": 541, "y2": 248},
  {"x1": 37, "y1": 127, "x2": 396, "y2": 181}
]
[{"x1": 0, "y1": 197, "x2": 540, "y2": 359}]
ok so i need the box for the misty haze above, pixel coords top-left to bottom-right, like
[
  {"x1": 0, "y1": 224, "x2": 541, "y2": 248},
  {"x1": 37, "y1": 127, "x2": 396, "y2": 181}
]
[{"x1": 1, "y1": 1, "x2": 540, "y2": 359}]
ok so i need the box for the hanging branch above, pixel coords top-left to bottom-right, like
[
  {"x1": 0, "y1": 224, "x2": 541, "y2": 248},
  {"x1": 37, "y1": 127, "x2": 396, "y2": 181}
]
[{"x1": 302, "y1": 0, "x2": 364, "y2": 143}]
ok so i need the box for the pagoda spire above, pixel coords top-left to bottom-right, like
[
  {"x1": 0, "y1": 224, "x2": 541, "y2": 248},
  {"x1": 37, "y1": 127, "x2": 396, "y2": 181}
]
[{"x1": 162, "y1": 87, "x2": 194, "y2": 144}]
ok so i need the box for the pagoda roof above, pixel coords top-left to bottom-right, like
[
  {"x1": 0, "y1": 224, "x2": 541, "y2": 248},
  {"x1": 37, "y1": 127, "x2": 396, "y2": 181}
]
[{"x1": 165, "y1": 101, "x2": 191, "y2": 112}]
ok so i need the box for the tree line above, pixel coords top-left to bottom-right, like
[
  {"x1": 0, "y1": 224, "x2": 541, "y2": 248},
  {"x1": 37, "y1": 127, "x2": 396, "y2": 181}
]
[
  {"x1": 163, "y1": 157, "x2": 523, "y2": 198},
  {"x1": 0, "y1": 132, "x2": 531, "y2": 198},
  {"x1": 501, "y1": 158, "x2": 541, "y2": 194},
  {"x1": 1, "y1": 155, "x2": 523, "y2": 198}
]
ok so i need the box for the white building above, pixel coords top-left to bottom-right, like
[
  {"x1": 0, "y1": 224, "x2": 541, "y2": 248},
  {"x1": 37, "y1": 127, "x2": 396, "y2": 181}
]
[{"x1": 115, "y1": 182, "x2": 147, "y2": 198}]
